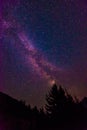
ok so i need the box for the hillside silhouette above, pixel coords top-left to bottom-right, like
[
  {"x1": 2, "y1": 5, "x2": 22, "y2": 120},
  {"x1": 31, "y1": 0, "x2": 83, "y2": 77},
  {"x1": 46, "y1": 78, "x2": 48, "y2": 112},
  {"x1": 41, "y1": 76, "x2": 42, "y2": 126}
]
[{"x1": 0, "y1": 85, "x2": 87, "y2": 130}]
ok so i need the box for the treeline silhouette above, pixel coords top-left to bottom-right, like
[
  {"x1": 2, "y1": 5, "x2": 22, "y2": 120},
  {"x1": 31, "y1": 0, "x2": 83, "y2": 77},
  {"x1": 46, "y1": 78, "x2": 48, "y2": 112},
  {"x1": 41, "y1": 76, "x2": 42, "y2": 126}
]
[{"x1": 0, "y1": 84, "x2": 87, "y2": 130}]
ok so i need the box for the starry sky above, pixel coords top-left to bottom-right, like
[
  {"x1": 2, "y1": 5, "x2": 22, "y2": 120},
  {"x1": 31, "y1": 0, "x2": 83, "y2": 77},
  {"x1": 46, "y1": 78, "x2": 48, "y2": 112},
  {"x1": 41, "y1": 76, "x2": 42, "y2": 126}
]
[{"x1": 0, "y1": 0, "x2": 87, "y2": 107}]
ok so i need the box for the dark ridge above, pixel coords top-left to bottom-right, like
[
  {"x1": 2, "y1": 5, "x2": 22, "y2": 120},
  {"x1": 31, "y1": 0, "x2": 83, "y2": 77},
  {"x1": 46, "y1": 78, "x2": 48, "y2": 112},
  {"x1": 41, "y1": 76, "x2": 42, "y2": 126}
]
[{"x1": 0, "y1": 92, "x2": 30, "y2": 118}]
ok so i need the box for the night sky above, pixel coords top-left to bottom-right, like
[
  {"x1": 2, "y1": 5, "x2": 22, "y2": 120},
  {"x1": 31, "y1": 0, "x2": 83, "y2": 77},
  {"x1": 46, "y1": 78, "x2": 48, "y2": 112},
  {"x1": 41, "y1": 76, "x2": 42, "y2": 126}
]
[{"x1": 0, "y1": 0, "x2": 87, "y2": 107}]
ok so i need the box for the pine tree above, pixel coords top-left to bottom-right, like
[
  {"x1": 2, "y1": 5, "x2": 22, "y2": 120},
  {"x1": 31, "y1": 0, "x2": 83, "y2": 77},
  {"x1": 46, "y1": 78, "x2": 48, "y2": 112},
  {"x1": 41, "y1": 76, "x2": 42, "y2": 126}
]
[
  {"x1": 45, "y1": 84, "x2": 58, "y2": 115},
  {"x1": 45, "y1": 84, "x2": 67, "y2": 117},
  {"x1": 46, "y1": 84, "x2": 76, "y2": 115}
]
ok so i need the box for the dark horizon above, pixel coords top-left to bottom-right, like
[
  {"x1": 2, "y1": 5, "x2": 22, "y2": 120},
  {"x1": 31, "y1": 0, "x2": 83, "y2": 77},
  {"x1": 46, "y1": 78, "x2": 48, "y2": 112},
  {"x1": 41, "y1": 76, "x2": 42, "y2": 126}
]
[{"x1": 0, "y1": 84, "x2": 86, "y2": 130}]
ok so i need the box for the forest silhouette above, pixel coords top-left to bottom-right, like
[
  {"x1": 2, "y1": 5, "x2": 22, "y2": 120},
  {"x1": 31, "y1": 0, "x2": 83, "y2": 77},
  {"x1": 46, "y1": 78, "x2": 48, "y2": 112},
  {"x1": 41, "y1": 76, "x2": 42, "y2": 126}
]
[{"x1": 0, "y1": 84, "x2": 87, "y2": 130}]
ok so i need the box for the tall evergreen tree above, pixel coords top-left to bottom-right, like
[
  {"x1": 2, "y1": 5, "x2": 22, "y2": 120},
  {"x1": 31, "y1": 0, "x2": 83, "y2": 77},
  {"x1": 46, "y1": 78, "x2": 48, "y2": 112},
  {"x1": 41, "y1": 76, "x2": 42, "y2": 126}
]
[
  {"x1": 45, "y1": 84, "x2": 76, "y2": 122},
  {"x1": 45, "y1": 84, "x2": 67, "y2": 116}
]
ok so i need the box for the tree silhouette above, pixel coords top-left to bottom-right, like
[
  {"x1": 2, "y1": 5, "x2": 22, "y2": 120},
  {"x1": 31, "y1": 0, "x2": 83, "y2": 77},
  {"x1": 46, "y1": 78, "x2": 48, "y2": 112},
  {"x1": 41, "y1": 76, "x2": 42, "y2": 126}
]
[
  {"x1": 45, "y1": 84, "x2": 67, "y2": 116},
  {"x1": 45, "y1": 84, "x2": 78, "y2": 128},
  {"x1": 0, "y1": 86, "x2": 86, "y2": 130}
]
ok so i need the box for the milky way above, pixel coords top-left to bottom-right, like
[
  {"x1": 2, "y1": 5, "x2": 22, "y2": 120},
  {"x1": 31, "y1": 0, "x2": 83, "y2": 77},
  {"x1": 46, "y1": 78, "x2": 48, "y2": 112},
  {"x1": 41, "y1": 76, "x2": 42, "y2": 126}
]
[
  {"x1": 2, "y1": 17, "x2": 62, "y2": 86},
  {"x1": 1, "y1": 0, "x2": 87, "y2": 107}
]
